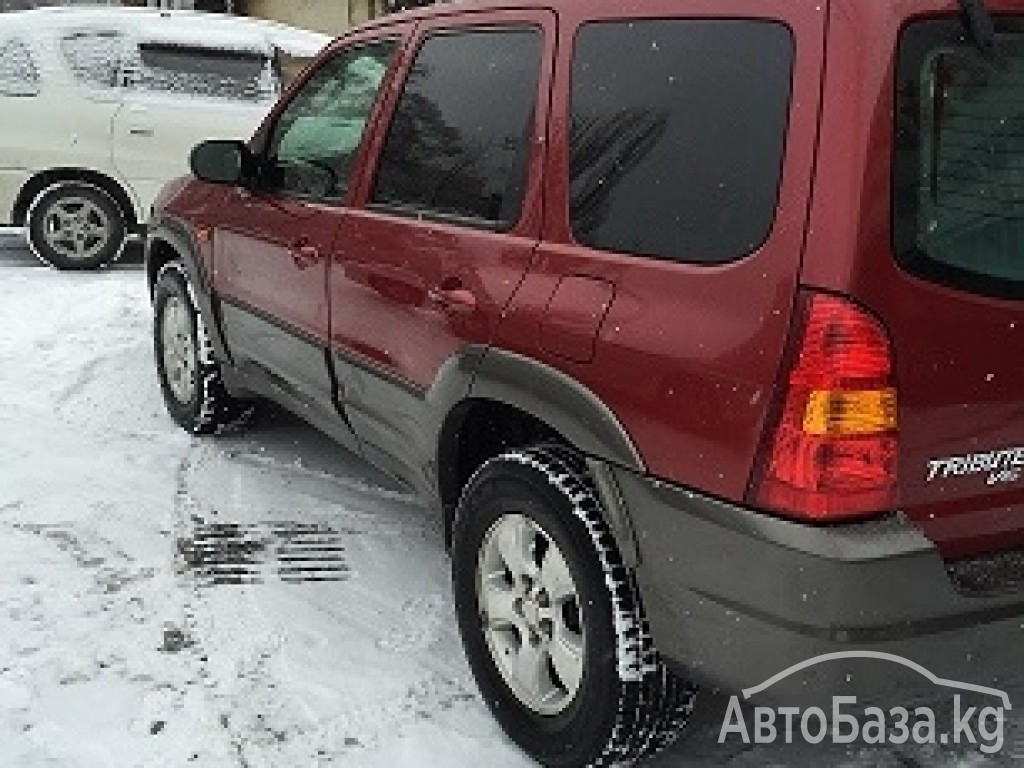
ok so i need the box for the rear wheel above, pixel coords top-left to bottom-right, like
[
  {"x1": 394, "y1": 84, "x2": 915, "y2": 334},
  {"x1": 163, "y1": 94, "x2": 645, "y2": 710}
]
[
  {"x1": 153, "y1": 261, "x2": 250, "y2": 434},
  {"x1": 452, "y1": 446, "x2": 697, "y2": 767},
  {"x1": 26, "y1": 182, "x2": 127, "y2": 270}
]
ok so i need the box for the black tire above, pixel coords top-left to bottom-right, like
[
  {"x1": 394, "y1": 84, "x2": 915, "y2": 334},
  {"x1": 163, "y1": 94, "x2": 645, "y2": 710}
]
[
  {"x1": 452, "y1": 445, "x2": 697, "y2": 767},
  {"x1": 26, "y1": 182, "x2": 127, "y2": 270},
  {"x1": 153, "y1": 261, "x2": 250, "y2": 434}
]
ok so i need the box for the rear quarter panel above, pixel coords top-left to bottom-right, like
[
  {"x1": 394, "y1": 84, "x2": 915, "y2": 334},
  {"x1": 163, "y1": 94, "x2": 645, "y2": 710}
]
[{"x1": 496, "y1": 0, "x2": 827, "y2": 501}]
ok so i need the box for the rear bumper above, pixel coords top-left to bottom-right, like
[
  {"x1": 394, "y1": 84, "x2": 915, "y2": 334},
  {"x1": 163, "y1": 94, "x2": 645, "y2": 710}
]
[
  {"x1": 614, "y1": 467, "x2": 1024, "y2": 707},
  {"x1": 0, "y1": 168, "x2": 31, "y2": 226}
]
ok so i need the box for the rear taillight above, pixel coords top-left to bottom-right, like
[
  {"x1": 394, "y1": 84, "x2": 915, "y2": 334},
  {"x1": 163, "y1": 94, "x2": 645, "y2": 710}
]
[{"x1": 749, "y1": 292, "x2": 897, "y2": 521}]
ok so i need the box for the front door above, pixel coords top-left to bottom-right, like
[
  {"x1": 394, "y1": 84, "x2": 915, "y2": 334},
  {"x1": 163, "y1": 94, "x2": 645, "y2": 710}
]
[
  {"x1": 329, "y1": 12, "x2": 555, "y2": 483},
  {"x1": 213, "y1": 37, "x2": 401, "y2": 421}
]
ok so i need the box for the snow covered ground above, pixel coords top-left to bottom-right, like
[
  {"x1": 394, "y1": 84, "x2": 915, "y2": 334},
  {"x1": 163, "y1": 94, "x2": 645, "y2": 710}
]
[{"x1": 0, "y1": 230, "x2": 1018, "y2": 767}]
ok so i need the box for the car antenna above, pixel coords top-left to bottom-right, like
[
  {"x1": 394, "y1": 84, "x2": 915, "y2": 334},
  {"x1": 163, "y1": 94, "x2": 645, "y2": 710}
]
[{"x1": 957, "y1": 0, "x2": 996, "y2": 52}]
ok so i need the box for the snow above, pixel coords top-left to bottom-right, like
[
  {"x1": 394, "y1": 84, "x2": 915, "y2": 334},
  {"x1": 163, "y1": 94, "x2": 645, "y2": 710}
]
[
  {"x1": 0, "y1": 36, "x2": 40, "y2": 96},
  {"x1": 0, "y1": 232, "x2": 1019, "y2": 766},
  {"x1": 0, "y1": 7, "x2": 330, "y2": 58}
]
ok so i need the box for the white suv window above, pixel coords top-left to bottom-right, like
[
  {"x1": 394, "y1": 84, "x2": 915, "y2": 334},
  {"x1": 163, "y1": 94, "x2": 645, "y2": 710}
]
[
  {"x1": 0, "y1": 37, "x2": 41, "y2": 97},
  {"x1": 130, "y1": 43, "x2": 275, "y2": 102},
  {"x1": 61, "y1": 30, "x2": 125, "y2": 91}
]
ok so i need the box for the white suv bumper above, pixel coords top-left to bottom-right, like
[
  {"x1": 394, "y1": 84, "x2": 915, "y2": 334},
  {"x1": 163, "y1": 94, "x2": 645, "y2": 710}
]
[{"x1": 0, "y1": 169, "x2": 31, "y2": 226}]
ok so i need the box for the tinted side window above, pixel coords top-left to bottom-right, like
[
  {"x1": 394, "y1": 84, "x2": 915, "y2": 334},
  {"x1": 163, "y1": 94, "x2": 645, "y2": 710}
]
[
  {"x1": 0, "y1": 37, "x2": 40, "y2": 97},
  {"x1": 61, "y1": 31, "x2": 124, "y2": 91},
  {"x1": 570, "y1": 20, "x2": 793, "y2": 263},
  {"x1": 894, "y1": 20, "x2": 1024, "y2": 299},
  {"x1": 371, "y1": 28, "x2": 542, "y2": 228},
  {"x1": 133, "y1": 43, "x2": 274, "y2": 102},
  {"x1": 264, "y1": 41, "x2": 397, "y2": 201}
]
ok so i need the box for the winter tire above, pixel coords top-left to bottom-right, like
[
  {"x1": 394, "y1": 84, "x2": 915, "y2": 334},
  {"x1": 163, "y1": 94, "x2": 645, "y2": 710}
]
[
  {"x1": 26, "y1": 182, "x2": 127, "y2": 270},
  {"x1": 452, "y1": 445, "x2": 697, "y2": 767},
  {"x1": 153, "y1": 261, "x2": 249, "y2": 434}
]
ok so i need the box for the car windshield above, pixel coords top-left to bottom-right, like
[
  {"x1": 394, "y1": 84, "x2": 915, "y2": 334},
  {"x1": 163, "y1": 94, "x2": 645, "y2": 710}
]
[{"x1": 894, "y1": 19, "x2": 1024, "y2": 298}]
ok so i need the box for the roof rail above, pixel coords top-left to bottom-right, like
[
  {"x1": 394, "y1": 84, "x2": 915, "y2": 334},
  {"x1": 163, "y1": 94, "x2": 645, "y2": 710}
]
[{"x1": 958, "y1": 0, "x2": 996, "y2": 52}]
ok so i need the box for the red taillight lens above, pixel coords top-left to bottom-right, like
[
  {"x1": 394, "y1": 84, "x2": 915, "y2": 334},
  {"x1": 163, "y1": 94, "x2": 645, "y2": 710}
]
[{"x1": 749, "y1": 293, "x2": 897, "y2": 521}]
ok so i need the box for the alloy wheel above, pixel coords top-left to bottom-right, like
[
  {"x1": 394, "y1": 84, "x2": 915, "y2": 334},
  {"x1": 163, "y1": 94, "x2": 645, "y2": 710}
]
[
  {"x1": 160, "y1": 295, "x2": 197, "y2": 405},
  {"x1": 41, "y1": 195, "x2": 112, "y2": 263},
  {"x1": 476, "y1": 512, "x2": 586, "y2": 715}
]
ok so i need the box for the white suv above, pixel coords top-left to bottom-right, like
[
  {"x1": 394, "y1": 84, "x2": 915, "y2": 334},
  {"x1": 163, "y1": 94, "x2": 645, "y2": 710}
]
[{"x1": 0, "y1": 7, "x2": 328, "y2": 269}]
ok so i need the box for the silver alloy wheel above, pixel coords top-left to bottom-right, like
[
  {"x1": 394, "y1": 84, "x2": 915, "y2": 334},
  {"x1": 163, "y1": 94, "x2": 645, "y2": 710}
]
[
  {"x1": 477, "y1": 512, "x2": 585, "y2": 716},
  {"x1": 41, "y1": 195, "x2": 111, "y2": 262},
  {"x1": 161, "y1": 296, "x2": 197, "y2": 405}
]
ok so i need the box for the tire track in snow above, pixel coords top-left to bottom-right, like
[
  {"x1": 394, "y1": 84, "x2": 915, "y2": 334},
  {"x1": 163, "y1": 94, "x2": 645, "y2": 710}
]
[{"x1": 168, "y1": 437, "x2": 495, "y2": 766}]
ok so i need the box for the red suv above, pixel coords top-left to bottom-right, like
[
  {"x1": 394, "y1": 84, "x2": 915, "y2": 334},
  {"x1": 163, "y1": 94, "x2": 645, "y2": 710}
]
[{"x1": 147, "y1": 0, "x2": 1024, "y2": 764}]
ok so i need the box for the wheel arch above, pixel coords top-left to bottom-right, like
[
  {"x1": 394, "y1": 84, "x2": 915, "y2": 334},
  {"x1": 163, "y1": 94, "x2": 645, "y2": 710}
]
[
  {"x1": 13, "y1": 168, "x2": 141, "y2": 233},
  {"x1": 435, "y1": 348, "x2": 645, "y2": 566},
  {"x1": 146, "y1": 215, "x2": 231, "y2": 364}
]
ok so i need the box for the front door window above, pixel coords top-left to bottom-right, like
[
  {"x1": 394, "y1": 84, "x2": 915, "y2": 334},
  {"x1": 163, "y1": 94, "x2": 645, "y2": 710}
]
[{"x1": 262, "y1": 41, "x2": 398, "y2": 202}]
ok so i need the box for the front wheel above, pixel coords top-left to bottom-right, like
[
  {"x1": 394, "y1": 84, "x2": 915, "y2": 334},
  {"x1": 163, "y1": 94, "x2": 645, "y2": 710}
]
[
  {"x1": 153, "y1": 261, "x2": 249, "y2": 434},
  {"x1": 452, "y1": 446, "x2": 697, "y2": 767}
]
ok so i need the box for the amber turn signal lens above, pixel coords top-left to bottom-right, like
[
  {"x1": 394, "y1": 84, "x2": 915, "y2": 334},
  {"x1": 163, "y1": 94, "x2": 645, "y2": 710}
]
[{"x1": 802, "y1": 388, "x2": 896, "y2": 437}]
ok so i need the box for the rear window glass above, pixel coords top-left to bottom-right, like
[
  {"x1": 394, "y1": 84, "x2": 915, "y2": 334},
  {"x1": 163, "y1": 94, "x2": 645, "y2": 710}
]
[
  {"x1": 0, "y1": 37, "x2": 40, "y2": 97},
  {"x1": 134, "y1": 43, "x2": 274, "y2": 102},
  {"x1": 895, "y1": 19, "x2": 1024, "y2": 299},
  {"x1": 569, "y1": 20, "x2": 793, "y2": 264}
]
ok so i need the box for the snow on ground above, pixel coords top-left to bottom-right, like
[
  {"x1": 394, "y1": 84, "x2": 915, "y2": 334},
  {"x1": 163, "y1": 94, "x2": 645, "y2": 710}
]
[{"x1": 0, "y1": 231, "x2": 1019, "y2": 767}]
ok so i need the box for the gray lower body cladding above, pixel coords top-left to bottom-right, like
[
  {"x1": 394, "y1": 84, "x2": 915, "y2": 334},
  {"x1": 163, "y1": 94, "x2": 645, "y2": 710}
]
[{"x1": 613, "y1": 467, "x2": 1024, "y2": 707}]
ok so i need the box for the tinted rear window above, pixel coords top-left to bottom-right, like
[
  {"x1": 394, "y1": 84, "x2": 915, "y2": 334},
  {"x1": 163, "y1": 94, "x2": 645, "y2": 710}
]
[
  {"x1": 895, "y1": 19, "x2": 1024, "y2": 299},
  {"x1": 569, "y1": 20, "x2": 793, "y2": 263}
]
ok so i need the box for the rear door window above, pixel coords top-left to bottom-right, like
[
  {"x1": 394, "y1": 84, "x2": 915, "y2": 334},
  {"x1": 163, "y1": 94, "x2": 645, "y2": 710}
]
[
  {"x1": 895, "y1": 19, "x2": 1024, "y2": 298},
  {"x1": 569, "y1": 20, "x2": 793, "y2": 264},
  {"x1": 0, "y1": 37, "x2": 40, "y2": 97},
  {"x1": 61, "y1": 30, "x2": 125, "y2": 91},
  {"x1": 370, "y1": 27, "x2": 542, "y2": 229}
]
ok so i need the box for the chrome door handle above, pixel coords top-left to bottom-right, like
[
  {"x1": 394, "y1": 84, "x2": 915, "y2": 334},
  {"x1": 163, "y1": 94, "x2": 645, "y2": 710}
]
[{"x1": 427, "y1": 286, "x2": 477, "y2": 315}]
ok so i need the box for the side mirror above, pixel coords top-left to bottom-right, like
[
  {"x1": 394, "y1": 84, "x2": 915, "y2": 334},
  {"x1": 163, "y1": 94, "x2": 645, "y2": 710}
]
[{"x1": 190, "y1": 140, "x2": 251, "y2": 186}]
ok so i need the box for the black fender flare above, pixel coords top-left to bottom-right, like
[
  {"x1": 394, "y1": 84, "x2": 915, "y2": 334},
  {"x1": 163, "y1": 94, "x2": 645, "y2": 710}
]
[
  {"x1": 470, "y1": 348, "x2": 645, "y2": 473},
  {"x1": 432, "y1": 347, "x2": 646, "y2": 566},
  {"x1": 145, "y1": 214, "x2": 231, "y2": 364}
]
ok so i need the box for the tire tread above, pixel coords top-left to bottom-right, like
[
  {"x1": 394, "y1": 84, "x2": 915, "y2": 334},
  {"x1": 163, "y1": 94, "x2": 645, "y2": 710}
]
[
  {"x1": 154, "y1": 261, "x2": 250, "y2": 435},
  {"x1": 462, "y1": 445, "x2": 697, "y2": 766}
]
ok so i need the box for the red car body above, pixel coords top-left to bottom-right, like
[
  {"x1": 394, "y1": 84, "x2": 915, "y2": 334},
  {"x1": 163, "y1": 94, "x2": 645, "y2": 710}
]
[{"x1": 149, "y1": 0, "x2": 1024, "y2": 709}]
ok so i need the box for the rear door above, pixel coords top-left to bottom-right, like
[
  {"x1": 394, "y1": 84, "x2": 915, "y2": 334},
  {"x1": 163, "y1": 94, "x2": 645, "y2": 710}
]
[{"x1": 328, "y1": 11, "x2": 555, "y2": 482}]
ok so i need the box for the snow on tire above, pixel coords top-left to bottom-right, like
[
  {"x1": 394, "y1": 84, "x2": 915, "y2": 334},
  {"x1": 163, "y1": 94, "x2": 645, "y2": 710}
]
[
  {"x1": 153, "y1": 261, "x2": 250, "y2": 435},
  {"x1": 452, "y1": 445, "x2": 697, "y2": 767}
]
